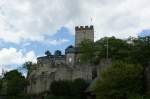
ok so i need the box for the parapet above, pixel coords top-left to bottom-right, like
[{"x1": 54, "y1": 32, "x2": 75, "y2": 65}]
[{"x1": 75, "y1": 25, "x2": 94, "y2": 31}]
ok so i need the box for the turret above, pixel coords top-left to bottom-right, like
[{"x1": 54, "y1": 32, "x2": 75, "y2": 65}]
[
  {"x1": 75, "y1": 25, "x2": 94, "y2": 47},
  {"x1": 65, "y1": 45, "x2": 75, "y2": 66}
]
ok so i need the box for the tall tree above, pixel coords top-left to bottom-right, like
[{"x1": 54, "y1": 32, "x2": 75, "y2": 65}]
[
  {"x1": 45, "y1": 50, "x2": 51, "y2": 57},
  {"x1": 95, "y1": 37, "x2": 130, "y2": 61},
  {"x1": 94, "y1": 61, "x2": 144, "y2": 99},
  {"x1": 129, "y1": 36, "x2": 150, "y2": 66},
  {"x1": 54, "y1": 50, "x2": 62, "y2": 56},
  {"x1": 3, "y1": 70, "x2": 27, "y2": 96}
]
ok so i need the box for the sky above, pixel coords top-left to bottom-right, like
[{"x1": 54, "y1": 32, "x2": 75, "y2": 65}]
[{"x1": 0, "y1": 0, "x2": 150, "y2": 74}]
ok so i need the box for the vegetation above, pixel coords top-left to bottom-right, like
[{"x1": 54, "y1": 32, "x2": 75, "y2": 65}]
[
  {"x1": 0, "y1": 77, "x2": 2, "y2": 94},
  {"x1": 79, "y1": 36, "x2": 150, "y2": 66},
  {"x1": 23, "y1": 61, "x2": 37, "y2": 76},
  {"x1": 54, "y1": 50, "x2": 62, "y2": 56},
  {"x1": 79, "y1": 39, "x2": 96, "y2": 64},
  {"x1": 2, "y1": 70, "x2": 28, "y2": 99},
  {"x1": 94, "y1": 61, "x2": 144, "y2": 99},
  {"x1": 79, "y1": 36, "x2": 150, "y2": 99},
  {"x1": 49, "y1": 79, "x2": 89, "y2": 99},
  {"x1": 45, "y1": 50, "x2": 52, "y2": 57},
  {"x1": 0, "y1": 36, "x2": 150, "y2": 99}
]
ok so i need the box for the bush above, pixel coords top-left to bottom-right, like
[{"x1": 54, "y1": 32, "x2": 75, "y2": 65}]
[
  {"x1": 50, "y1": 79, "x2": 89, "y2": 99},
  {"x1": 94, "y1": 61, "x2": 144, "y2": 99}
]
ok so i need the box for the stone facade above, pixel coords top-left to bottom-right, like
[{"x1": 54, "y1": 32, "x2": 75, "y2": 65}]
[
  {"x1": 75, "y1": 25, "x2": 94, "y2": 47},
  {"x1": 27, "y1": 25, "x2": 96, "y2": 95}
]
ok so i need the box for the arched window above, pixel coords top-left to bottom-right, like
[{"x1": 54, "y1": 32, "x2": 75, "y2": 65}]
[{"x1": 69, "y1": 57, "x2": 72, "y2": 63}]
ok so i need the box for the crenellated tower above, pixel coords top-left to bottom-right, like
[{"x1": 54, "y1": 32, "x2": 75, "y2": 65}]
[{"x1": 75, "y1": 25, "x2": 94, "y2": 47}]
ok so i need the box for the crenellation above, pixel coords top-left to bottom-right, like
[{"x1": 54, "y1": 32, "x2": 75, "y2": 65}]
[
  {"x1": 75, "y1": 25, "x2": 94, "y2": 47},
  {"x1": 90, "y1": 25, "x2": 93, "y2": 29},
  {"x1": 75, "y1": 25, "x2": 94, "y2": 31}
]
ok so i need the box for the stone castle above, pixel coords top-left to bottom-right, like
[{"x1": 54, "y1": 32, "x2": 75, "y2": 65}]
[{"x1": 27, "y1": 25, "x2": 110, "y2": 94}]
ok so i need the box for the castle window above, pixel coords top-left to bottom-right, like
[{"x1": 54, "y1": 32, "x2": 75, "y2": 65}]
[{"x1": 69, "y1": 57, "x2": 72, "y2": 63}]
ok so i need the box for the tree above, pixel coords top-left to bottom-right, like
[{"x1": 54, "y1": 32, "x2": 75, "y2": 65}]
[
  {"x1": 23, "y1": 61, "x2": 37, "y2": 76},
  {"x1": 45, "y1": 50, "x2": 51, "y2": 57},
  {"x1": 94, "y1": 36, "x2": 150, "y2": 66},
  {"x1": 0, "y1": 78, "x2": 2, "y2": 94},
  {"x1": 94, "y1": 61, "x2": 144, "y2": 99},
  {"x1": 50, "y1": 79, "x2": 89, "y2": 99},
  {"x1": 95, "y1": 37, "x2": 130, "y2": 61},
  {"x1": 54, "y1": 50, "x2": 62, "y2": 56},
  {"x1": 50, "y1": 80, "x2": 71, "y2": 96},
  {"x1": 72, "y1": 79, "x2": 89, "y2": 97},
  {"x1": 79, "y1": 39, "x2": 96, "y2": 64},
  {"x1": 3, "y1": 70, "x2": 27, "y2": 96},
  {"x1": 79, "y1": 37, "x2": 130, "y2": 65},
  {"x1": 128, "y1": 37, "x2": 150, "y2": 66}
]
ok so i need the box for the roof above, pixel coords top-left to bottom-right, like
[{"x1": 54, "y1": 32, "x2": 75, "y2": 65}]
[
  {"x1": 65, "y1": 45, "x2": 80, "y2": 54},
  {"x1": 37, "y1": 56, "x2": 53, "y2": 60},
  {"x1": 37, "y1": 55, "x2": 65, "y2": 60},
  {"x1": 65, "y1": 45, "x2": 75, "y2": 54}
]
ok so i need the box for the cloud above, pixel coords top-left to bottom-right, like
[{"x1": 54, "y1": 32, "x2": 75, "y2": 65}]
[
  {"x1": 0, "y1": 48, "x2": 37, "y2": 65},
  {"x1": 0, "y1": 65, "x2": 13, "y2": 75},
  {"x1": 0, "y1": 0, "x2": 150, "y2": 43},
  {"x1": 46, "y1": 39, "x2": 69, "y2": 45}
]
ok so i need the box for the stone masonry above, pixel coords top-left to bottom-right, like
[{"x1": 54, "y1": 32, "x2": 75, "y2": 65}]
[{"x1": 27, "y1": 25, "x2": 98, "y2": 94}]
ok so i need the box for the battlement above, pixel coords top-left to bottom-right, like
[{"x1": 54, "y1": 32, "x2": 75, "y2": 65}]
[{"x1": 75, "y1": 25, "x2": 94, "y2": 31}]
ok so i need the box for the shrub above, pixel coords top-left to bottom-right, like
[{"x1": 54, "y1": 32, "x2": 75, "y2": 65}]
[{"x1": 94, "y1": 61, "x2": 144, "y2": 99}]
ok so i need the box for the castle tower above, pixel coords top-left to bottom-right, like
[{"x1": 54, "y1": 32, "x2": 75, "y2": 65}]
[{"x1": 75, "y1": 25, "x2": 94, "y2": 47}]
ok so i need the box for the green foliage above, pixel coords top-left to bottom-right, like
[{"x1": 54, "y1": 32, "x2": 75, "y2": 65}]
[
  {"x1": 50, "y1": 79, "x2": 89, "y2": 99},
  {"x1": 0, "y1": 78, "x2": 2, "y2": 94},
  {"x1": 45, "y1": 50, "x2": 52, "y2": 57},
  {"x1": 79, "y1": 37, "x2": 130, "y2": 65},
  {"x1": 3, "y1": 70, "x2": 28, "y2": 96},
  {"x1": 79, "y1": 36, "x2": 150, "y2": 67},
  {"x1": 50, "y1": 80, "x2": 71, "y2": 96},
  {"x1": 72, "y1": 79, "x2": 89, "y2": 95},
  {"x1": 128, "y1": 37, "x2": 150, "y2": 66},
  {"x1": 94, "y1": 61, "x2": 144, "y2": 99},
  {"x1": 23, "y1": 61, "x2": 37, "y2": 75},
  {"x1": 79, "y1": 39, "x2": 96, "y2": 64},
  {"x1": 94, "y1": 37, "x2": 131, "y2": 64},
  {"x1": 44, "y1": 95, "x2": 77, "y2": 99},
  {"x1": 54, "y1": 50, "x2": 62, "y2": 56},
  {"x1": 127, "y1": 95, "x2": 150, "y2": 99}
]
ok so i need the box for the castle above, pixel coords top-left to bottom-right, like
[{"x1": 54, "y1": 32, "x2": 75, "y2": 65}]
[
  {"x1": 27, "y1": 25, "x2": 109, "y2": 94},
  {"x1": 37, "y1": 25, "x2": 94, "y2": 67}
]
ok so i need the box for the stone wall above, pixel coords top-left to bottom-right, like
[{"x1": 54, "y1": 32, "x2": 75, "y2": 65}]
[
  {"x1": 27, "y1": 59, "x2": 112, "y2": 95},
  {"x1": 75, "y1": 26, "x2": 94, "y2": 47},
  {"x1": 27, "y1": 63, "x2": 95, "y2": 94},
  {"x1": 27, "y1": 62, "x2": 56, "y2": 94},
  {"x1": 66, "y1": 53, "x2": 75, "y2": 66}
]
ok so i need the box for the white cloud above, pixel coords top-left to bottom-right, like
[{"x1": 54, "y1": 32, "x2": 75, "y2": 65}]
[
  {"x1": 0, "y1": 48, "x2": 37, "y2": 65},
  {"x1": 0, "y1": 0, "x2": 150, "y2": 43},
  {"x1": 47, "y1": 39, "x2": 69, "y2": 45}
]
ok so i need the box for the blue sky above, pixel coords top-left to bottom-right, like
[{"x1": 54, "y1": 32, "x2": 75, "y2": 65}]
[
  {"x1": 0, "y1": 26, "x2": 74, "y2": 54},
  {"x1": 138, "y1": 30, "x2": 150, "y2": 37},
  {"x1": 0, "y1": 0, "x2": 150, "y2": 74}
]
